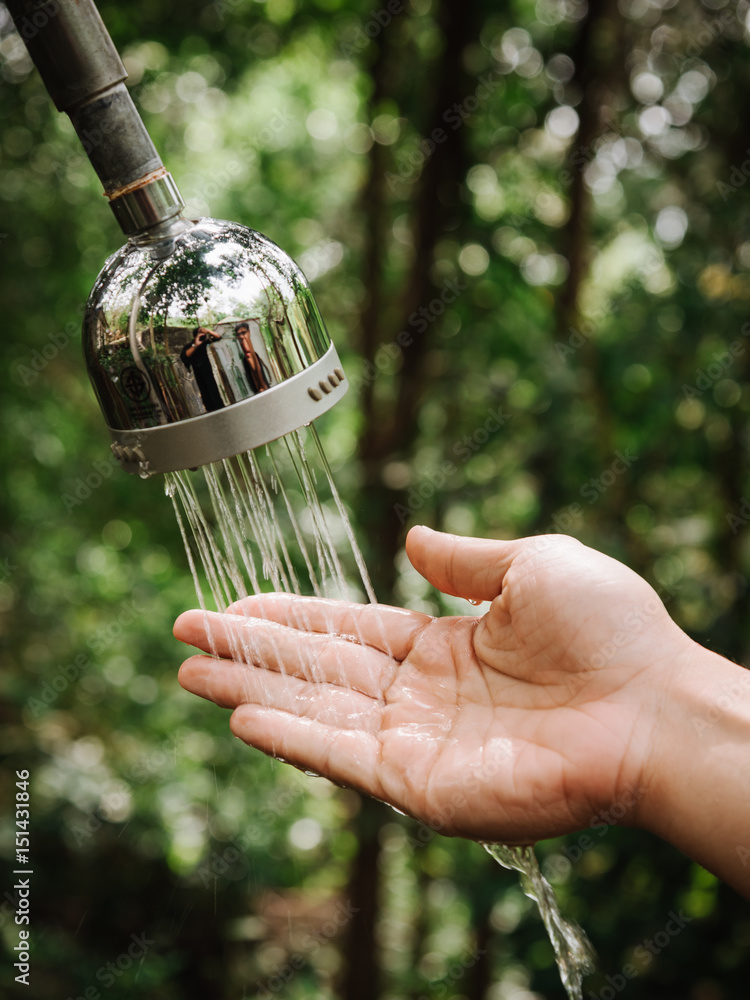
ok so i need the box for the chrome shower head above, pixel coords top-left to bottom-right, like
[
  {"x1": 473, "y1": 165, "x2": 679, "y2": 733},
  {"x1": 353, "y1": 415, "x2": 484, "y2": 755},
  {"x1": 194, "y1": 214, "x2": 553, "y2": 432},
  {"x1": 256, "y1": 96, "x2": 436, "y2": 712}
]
[
  {"x1": 7, "y1": 0, "x2": 347, "y2": 477},
  {"x1": 84, "y1": 218, "x2": 347, "y2": 477}
]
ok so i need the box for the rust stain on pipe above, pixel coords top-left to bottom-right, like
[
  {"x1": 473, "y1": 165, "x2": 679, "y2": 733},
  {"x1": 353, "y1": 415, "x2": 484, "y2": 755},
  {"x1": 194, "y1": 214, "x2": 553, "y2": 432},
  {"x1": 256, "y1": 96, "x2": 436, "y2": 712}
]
[{"x1": 106, "y1": 167, "x2": 168, "y2": 200}]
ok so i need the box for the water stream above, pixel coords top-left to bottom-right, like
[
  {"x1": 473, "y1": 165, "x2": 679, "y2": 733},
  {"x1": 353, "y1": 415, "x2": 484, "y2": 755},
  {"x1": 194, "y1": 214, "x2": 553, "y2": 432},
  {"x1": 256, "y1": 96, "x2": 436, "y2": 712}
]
[
  {"x1": 483, "y1": 844, "x2": 595, "y2": 999},
  {"x1": 166, "y1": 426, "x2": 595, "y2": 998},
  {"x1": 165, "y1": 426, "x2": 371, "y2": 608}
]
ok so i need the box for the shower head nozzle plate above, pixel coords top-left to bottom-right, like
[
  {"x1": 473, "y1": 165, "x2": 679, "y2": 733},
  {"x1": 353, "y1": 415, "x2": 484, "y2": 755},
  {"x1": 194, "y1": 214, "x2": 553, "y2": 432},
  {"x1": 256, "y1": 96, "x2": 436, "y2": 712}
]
[{"x1": 108, "y1": 342, "x2": 347, "y2": 476}]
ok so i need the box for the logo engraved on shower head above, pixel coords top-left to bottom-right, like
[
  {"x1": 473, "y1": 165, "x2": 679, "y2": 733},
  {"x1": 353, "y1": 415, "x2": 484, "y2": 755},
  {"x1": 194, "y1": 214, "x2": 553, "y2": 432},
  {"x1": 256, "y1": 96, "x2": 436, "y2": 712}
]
[{"x1": 121, "y1": 366, "x2": 152, "y2": 402}]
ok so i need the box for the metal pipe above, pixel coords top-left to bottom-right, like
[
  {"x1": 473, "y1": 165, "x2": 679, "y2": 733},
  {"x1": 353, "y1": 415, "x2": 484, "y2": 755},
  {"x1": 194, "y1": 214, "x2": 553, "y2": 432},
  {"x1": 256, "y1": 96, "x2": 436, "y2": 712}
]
[
  {"x1": 7, "y1": 1, "x2": 350, "y2": 477},
  {"x1": 5, "y1": 0, "x2": 184, "y2": 236}
]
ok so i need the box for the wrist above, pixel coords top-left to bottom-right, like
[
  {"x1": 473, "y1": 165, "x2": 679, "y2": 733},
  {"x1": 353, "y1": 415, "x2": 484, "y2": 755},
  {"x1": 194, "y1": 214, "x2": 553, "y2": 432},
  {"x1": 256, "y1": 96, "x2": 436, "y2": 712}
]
[{"x1": 637, "y1": 638, "x2": 750, "y2": 894}]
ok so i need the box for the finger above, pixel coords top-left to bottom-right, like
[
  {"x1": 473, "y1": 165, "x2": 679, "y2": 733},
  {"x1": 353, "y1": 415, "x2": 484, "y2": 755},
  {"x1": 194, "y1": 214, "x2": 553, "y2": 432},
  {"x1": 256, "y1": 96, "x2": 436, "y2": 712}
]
[
  {"x1": 406, "y1": 525, "x2": 529, "y2": 602},
  {"x1": 174, "y1": 610, "x2": 398, "y2": 698},
  {"x1": 178, "y1": 654, "x2": 380, "y2": 728},
  {"x1": 229, "y1": 704, "x2": 387, "y2": 800},
  {"x1": 223, "y1": 593, "x2": 432, "y2": 661}
]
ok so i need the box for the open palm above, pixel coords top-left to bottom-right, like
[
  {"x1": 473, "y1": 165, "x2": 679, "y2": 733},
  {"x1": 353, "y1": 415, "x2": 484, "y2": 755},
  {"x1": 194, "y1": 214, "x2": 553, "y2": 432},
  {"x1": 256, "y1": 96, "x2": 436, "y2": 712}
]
[{"x1": 175, "y1": 527, "x2": 692, "y2": 844}]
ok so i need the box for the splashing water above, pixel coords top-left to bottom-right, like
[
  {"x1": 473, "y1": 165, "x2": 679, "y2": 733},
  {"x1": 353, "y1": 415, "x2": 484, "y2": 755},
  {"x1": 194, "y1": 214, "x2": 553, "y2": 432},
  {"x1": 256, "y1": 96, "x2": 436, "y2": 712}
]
[
  {"x1": 165, "y1": 426, "x2": 595, "y2": 997},
  {"x1": 483, "y1": 843, "x2": 596, "y2": 999}
]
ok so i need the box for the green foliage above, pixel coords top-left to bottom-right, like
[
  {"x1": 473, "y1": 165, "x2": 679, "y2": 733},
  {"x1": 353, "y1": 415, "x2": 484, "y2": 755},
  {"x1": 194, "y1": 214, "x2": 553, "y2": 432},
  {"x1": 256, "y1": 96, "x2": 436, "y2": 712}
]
[{"x1": 1, "y1": 0, "x2": 750, "y2": 997}]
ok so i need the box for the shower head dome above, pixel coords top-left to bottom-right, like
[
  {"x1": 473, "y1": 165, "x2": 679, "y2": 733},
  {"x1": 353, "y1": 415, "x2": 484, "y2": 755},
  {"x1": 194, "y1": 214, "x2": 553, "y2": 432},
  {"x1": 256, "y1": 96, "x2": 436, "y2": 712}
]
[{"x1": 83, "y1": 218, "x2": 347, "y2": 477}]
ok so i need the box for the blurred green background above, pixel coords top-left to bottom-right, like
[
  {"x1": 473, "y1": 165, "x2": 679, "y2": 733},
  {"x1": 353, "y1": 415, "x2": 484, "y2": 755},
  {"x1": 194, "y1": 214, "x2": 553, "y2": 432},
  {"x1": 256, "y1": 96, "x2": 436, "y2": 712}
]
[{"x1": 1, "y1": 0, "x2": 750, "y2": 996}]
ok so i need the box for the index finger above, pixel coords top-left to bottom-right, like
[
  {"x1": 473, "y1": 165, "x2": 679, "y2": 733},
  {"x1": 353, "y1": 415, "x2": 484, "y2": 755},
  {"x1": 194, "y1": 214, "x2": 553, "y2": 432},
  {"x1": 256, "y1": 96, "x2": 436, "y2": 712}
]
[{"x1": 224, "y1": 594, "x2": 432, "y2": 661}]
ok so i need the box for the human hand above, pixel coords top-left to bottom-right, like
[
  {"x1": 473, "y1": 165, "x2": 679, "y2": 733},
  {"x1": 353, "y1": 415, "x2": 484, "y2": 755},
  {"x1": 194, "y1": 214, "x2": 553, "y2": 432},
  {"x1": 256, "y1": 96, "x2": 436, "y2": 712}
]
[{"x1": 174, "y1": 527, "x2": 697, "y2": 845}]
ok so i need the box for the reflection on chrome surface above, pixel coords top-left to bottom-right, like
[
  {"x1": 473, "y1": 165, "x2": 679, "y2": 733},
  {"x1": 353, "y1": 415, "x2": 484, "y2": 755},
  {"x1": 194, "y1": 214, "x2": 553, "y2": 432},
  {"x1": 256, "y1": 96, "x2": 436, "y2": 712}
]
[{"x1": 83, "y1": 218, "x2": 332, "y2": 432}]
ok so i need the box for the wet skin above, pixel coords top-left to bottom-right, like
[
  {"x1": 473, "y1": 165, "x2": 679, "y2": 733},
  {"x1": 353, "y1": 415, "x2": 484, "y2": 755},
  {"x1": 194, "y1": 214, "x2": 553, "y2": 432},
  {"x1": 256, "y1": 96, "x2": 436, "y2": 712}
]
[{"x1": 175, "y1": 526, "x2": 750, "y2": 896}]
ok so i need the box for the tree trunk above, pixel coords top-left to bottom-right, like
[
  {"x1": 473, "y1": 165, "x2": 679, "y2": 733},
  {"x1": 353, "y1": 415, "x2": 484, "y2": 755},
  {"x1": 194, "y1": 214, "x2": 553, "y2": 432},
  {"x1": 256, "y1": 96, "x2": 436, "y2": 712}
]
[{"x1": 342, "y1": 1, "x2": 480, "y2": 996}]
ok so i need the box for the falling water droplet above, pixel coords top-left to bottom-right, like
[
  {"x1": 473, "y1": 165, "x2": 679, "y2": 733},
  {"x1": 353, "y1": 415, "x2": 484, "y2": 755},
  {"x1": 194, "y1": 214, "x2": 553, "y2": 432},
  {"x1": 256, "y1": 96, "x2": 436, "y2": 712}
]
[{"x1": 467, "y1": 598, "x2": 482, "y2": 606}]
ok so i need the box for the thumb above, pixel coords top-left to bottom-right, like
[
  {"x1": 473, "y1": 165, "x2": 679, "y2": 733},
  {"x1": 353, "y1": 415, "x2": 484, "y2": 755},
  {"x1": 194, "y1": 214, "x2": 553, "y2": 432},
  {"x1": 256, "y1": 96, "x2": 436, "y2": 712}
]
[{"x1": 405, "y1": 525, "x2": 526, "y2": 602}]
